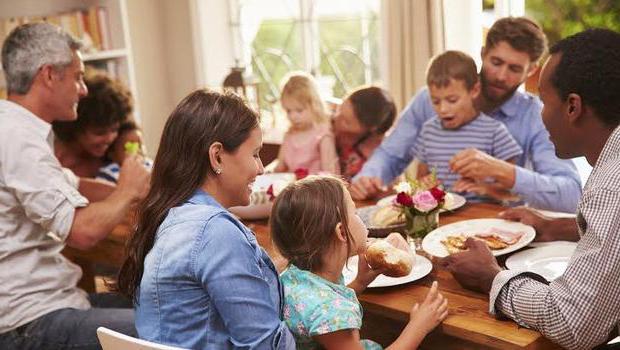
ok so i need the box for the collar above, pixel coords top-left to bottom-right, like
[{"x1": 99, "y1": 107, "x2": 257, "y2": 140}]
[
  {"x1": 0, "y1": 100, "x2": 53, "y2": 146},
  {"x1": 186, "y1": 188, "x2": 225, "y2": 209},
  {"x1": 595, "y1": 125, "x2": 620, "y2": 166},
  {"x1": 492, "y1": 90, "x2": 526, "y2": 119}
]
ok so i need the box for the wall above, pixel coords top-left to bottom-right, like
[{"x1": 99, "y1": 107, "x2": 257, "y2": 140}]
[{"x1": 125, "y1": 0, "x2": 200, "y2": 156}]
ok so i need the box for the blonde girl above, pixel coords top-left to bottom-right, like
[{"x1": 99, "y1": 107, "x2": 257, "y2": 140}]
[
  {"x1": 271, "y1": 175, "x2": 448, "y2": 349},
  {"x1": 272, "y1": 72, "x2": 340, "y2": 174}
]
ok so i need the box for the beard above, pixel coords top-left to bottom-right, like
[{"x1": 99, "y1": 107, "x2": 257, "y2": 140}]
[{"x1": 480, "y1": 72, "x2": 520, "y2": 104}]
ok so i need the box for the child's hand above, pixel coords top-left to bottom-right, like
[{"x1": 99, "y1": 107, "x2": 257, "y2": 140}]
[
  {"x1": 349, "y1": 252, "x2": 381, "y2": 293},
  {"x1": 419, "y1": 174, "x2": 441, "y2": 190},
  {"x1": 409, "y1": 281, "x2": 449, "y2": 335}
]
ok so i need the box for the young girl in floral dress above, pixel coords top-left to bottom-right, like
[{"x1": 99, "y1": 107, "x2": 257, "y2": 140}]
[
  {"x1": 271, "y1": 175, "x2": 448, "y2": 349},
  {"x1": 271, "y1": 72, "x2": 339, "y2": 174}
]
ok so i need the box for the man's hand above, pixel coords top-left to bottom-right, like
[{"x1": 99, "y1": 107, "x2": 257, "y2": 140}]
[
  {"x1": 117, "y1": 155, "x2": 150, "y2": 203},
  {"x1": 450, "y1": 148, "x2": 516, "y2": 188},
  {"x1": 438, "y1": 238, "x2": 502, "y2": 293},
  {"x1": 349, "y1": 176, "x2": 386, "y2": 200},
  {"x1": 499, "y1": 206, "x2": 579, "y2": 242},
  {"x1": 453, "y1": 178, "x2": 520, "y2": 203}
]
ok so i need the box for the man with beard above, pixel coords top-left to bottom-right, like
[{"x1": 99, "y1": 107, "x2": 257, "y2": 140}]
[
  {"x1": 350, "y1": 17, "x2": 581, "y2": 213},
  {"x1": 440, "y1": 28, "x2": 620, "y2": 350}
]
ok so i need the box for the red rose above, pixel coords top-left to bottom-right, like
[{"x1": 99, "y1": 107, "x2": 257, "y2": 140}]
[
  {"x1": 294, "y1": 167, "x2": 309, "y2": 180},
  {"x1": 266, "y1": 184, "x2": 275, "y2": 201},
  {"x1": 396, "y1": 192, "x2": 414, "y2": 207},
  {"x1": 430, "y1": 187, "x2": 446, "y2": 202}
]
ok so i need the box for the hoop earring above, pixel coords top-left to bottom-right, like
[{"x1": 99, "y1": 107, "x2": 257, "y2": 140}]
[{"x1": 215, "y1": 168, "x2": 222, "y2": 175}]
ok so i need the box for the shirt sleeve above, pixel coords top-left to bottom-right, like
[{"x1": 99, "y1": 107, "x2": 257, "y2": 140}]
[
  {"x1": 1, "y1": 128, "x2": 88, "y2": 241},
  {"x1": 489, "y1": 188, "x2": 620, "y2": 349},
  {"x1": 194, "y1": 215, "x2": 295, "y2": 350},
  {"x1": 410, "y1": 126, "x2": 427, "y2": 164},
  {"x1": 355, "y1": 88, "x2": 435, "y2": 184},
  {"x1": 511, "y1": 104, "x2": 582, "y2": 213},
  {"x1": 491, "y1": 123, "x2": 523, "y2": 161}
]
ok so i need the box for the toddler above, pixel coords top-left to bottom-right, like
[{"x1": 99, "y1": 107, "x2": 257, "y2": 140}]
[
  {"x1": 96, "y1": 120, "x2": 152, "y2": 183},
  {"x1": 271, "y1": 72, "x2": 339, "y2": 174}
]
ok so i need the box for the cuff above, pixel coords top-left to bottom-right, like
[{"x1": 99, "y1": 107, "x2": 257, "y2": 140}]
[
  {"x1": 489, "y1": 269, "x2": 526, "y2": 315},
  {"x1": 512, "y1": 166, "x2": 533, "y2": 195}
]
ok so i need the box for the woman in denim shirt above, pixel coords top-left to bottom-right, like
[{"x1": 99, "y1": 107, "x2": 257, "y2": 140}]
[{"x1": 117, "y1": 90, "x2": 296, "y2": 349}]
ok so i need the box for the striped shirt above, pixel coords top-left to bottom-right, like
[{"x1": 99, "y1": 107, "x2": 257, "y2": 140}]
[
  {"x1": 412, "y1": 114, "x2": 523, "y2": 200},
  {"x1": 489, "y1": 125, "x2": 620, "y2": 349},
  {"x1": 96, "y1": 158, "x2": 153, "y2": 183}
]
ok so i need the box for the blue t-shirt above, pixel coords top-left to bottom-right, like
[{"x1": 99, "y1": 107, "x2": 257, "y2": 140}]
[
  {"x1": 281, "y1": 264, "x2": 382, "y2": 350},
  {"x1": 412, "y1": 114, "x2": 523, "y2": 201}
]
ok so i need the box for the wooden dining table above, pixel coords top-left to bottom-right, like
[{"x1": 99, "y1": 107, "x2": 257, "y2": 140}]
[{"x1": 62, "y1": 201, "x2": 562, "y2": 350}]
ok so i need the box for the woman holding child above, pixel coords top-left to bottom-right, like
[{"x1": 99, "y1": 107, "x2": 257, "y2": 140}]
[
  {"x1": 54, "y1": 70, "x2": 134, "y2": 178},
  {"x1": 332, "y1": 86, "x2": 397, "y2": 180}
]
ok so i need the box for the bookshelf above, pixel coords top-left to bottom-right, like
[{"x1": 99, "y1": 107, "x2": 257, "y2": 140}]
[{"x1": 0, "y1": 0, "x2": 138, "y2": 119}]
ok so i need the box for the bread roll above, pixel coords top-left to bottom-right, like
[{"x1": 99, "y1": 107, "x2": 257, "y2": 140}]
[
  {"x1": 371, "y1": 206, "x2": 405, "y2": 227},
  {"x1": 365, "y1": 239, "x2": 413, "y2": 277}
]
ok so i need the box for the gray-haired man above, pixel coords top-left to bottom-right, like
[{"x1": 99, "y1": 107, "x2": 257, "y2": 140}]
[{"x1": 0, "y1": 23, "x2": 149, "y2": 349}]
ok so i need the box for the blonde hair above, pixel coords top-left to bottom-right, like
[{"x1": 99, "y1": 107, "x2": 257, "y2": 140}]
[{"x1": 280, "y1": 71, "x2": 328, "y2": 124}]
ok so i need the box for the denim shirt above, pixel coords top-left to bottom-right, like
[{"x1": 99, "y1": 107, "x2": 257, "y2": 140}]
[
  {"x1": 135, "y1": 190, "x2": 295, "y2": 349},
  {"x1": 356, "y1": 87, "x2": 582, "y2": 213}
]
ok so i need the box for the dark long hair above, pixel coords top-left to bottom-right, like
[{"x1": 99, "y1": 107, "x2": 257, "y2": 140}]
[
  {"x1": 116, "y1": 90, "x2": 259, "y2": 302},
  {"x1": 347, "y1": 86, "x2": 396, "y2": 157}
]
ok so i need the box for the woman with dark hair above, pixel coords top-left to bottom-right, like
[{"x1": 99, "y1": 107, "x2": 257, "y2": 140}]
[
  {"x1": 53, "y1": 70, "x2": 133, "y2": 177},
  {"x1": 117, "y1": 90, "x2": 295, "y2": 349},
  {"x1": 332, "y1": 86, "x2": 397, "y2": 180}
]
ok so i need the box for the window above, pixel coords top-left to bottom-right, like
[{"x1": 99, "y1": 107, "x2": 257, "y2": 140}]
[{"x1": 229, "y1": 0, "x2": 381, "y2": 131}]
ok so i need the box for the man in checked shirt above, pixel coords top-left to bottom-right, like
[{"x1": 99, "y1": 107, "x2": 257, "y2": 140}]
[{"x1": 440, "y1": 28, "x2": 620, "y2": 349}]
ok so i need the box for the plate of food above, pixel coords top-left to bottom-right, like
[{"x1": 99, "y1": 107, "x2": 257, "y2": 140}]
[
  {"x1": 421, "y1": 218, "x2": 536, "y2": 257},
  {"x1": 356, "y1": 205, "x2": 406, "y2": 238},
  {"x1": 505, "y1": 242, "x2": 577, "y2": 281},
  {"x1": 377, "y1": 192, "x2": 466, "y2": 212},
  {"x1": 342, "y1": 240, "x2": 433, "y2": 288}
]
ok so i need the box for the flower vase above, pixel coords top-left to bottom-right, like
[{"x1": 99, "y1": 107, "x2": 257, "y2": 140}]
[{"x1": 405, "y1": 210, "x2": 440, "y2": 252}]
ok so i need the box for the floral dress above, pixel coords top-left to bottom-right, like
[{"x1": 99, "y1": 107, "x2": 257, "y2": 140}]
[{"x1": 280, "y1": 264, "x2": 382, "y2": 350}]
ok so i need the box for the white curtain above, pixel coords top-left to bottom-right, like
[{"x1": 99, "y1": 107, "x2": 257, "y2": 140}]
[{"x1": 381, "y1": 0, "x2": 445, "y2": 112}]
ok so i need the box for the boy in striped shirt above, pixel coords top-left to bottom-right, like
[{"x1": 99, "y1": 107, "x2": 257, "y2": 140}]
[{"x1": 412, "y1": 51, "x2": 522, "y2": 202}]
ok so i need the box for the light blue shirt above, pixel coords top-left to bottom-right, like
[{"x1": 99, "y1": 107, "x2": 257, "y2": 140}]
[
  {"x1": 356, "y1": 88, "x2": 582, "y2": 212},
  {"x1": 135, "y1": 189, "x2": 295, "y2": 350}
]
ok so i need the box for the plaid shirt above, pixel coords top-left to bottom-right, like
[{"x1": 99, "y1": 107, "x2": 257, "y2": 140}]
[{"x1": 489, "y1": 126, "x2": 620, "y2": 350}]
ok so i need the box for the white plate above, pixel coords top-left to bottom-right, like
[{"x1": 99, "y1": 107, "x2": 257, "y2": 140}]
[
  {"x1": 376, "y1": 192, "x2": 466, "y2": 213},
  {"x1": 536, "y1": 209, "x2": 576, "y2": 219},
  {"x1": 342, "y1": 254, "x2": 433, "y2": 288},
  {"x1": 528, "y1": 240, "x2": 576, "y2": 248},
  {"x1": 421, "y1": 218, "x2": 536, "y2": 258},
  {"x1": 250, "y1": 173, "x2": 295, "y2": 205},
  {"x1": 505, "y1": 243, "x2": 577, "y2": 281}
]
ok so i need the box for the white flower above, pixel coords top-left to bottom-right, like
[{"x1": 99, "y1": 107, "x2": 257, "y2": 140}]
[{"x1": 394, "y1": 181, "x2": 412, "y2": 194}]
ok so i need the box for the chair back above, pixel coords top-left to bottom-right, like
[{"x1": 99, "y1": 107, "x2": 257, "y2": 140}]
[{"x1": 97, "y1": 327, "x2": 187, "y2": 350}]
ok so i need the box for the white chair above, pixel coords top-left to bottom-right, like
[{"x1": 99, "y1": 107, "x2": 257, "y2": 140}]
[{"x1": 96, "y1": 327, "x2": 187, "y2": 350}]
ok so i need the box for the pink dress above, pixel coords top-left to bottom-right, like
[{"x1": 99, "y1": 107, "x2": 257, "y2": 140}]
[{"x1": 281, "y1": 124, "x2": 332, "y2": 174}]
